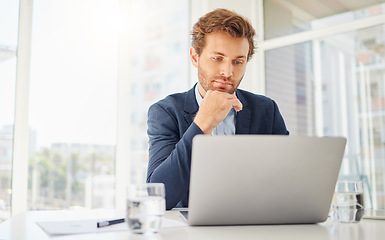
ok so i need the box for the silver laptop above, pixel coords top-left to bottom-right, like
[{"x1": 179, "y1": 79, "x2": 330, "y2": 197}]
[{"x1": 183, "y1": 135, "x2": 346, "y2": 225}]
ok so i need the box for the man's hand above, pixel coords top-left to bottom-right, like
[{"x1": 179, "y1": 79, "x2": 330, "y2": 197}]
[{"x1": 194, "y1": 90, "x2": 242, "y2": 134}]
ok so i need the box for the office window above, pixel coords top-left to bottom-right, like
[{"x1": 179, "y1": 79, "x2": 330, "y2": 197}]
[
  {"x1": 128, "y1": 0, "x2": 189, "y2": 184},
  {"x1": 264, "y1": 0, "x2": 385, "y2": 39},
  {"x1": 265, "y1": 7, "x2": 385, "y2": 209},
  {"x1": 27, "y1": 0, "x2": 118, "y2": 210},
  {"x1": 0, "y1": 0, "x2": 19, "y2": 220}
]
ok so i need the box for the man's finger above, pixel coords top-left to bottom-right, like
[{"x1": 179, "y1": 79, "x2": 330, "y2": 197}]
[{"x1": 232, "y1": 98, "x2": 243, "y2": 112}]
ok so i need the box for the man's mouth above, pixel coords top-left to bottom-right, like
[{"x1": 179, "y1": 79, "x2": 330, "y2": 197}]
[{"x1": 213, "y1": 80, "x2": 232, "y2": 86}]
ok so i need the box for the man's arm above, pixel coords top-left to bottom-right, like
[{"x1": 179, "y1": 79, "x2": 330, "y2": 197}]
[
  {"x1": 147, "y1": 103, "x2": 203, "y2": 210},
  {"x1": 147, "y1": 90, "x2": 243, "y2": 209}
]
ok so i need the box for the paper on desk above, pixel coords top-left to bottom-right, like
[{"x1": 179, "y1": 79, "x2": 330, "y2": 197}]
[{"x1": 36, "y1": 217, "x2": 187, "y2": 236}]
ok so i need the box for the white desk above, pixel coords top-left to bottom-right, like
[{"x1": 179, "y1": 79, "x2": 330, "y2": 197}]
[{"x1": 1, "y1": 209, "x2": 385, "y2": 240}]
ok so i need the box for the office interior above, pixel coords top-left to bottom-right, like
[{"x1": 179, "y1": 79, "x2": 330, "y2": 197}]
[{"x1": 1, "y1": 0, "x2": 385, "y2": 222}]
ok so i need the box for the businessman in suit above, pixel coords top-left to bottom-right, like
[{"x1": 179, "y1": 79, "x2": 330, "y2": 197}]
[{"x1": 146, "y1": 9, "x2": 289, "y2": 210}]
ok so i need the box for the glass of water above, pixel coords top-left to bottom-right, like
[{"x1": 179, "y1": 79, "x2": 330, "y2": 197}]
[
  {"x1": 126, "y1": 183, "x2": 165, "y2": 234},
  {"x1": 330, "y1": 181, "x2": 364, "y2": 223}
]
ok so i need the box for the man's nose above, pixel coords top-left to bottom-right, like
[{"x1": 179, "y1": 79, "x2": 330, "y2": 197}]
[{"x1": 220, "y1": 61, "x2": 233, "y2": 78}]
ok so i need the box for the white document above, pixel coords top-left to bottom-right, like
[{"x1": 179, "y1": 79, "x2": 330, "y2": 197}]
[{"x1": 37, "y1": 217, "x2": 188, "y2": 236}]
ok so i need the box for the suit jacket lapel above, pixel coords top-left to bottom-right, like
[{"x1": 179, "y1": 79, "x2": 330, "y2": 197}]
[
  {"x1": 183, "y1": 84, "x2": 199, "y2": 126},
  {"x1": 235, "y1": 90, "x2": 251, "y2": 134}
]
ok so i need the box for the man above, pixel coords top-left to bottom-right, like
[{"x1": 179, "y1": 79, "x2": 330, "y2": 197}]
[{"x1": 146, "y1": 9, "x2": 289, "y2": 210}]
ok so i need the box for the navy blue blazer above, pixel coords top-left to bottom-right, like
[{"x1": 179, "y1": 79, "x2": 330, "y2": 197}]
[{"x1": 146, "y1": 85, "x2": 289, "y2": 209}]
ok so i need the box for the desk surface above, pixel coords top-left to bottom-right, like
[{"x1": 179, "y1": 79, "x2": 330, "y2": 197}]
[{"x1": 1, "y1": 209, "x2": 385, "y2": 240}]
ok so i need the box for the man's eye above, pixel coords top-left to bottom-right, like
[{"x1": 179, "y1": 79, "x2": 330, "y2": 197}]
[
  {"x1": 213, "y1": 57, "x2": 222, "y2": 61},
  {"x1": 234, "y1": 60, "x2": 243, "y2": 65}
]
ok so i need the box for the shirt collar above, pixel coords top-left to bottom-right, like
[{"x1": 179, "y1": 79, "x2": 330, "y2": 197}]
[{"x1": 195, "y1": 84, "x2": 203, "y2": 106}]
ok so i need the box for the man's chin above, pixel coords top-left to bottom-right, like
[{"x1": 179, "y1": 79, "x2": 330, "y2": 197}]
[
  {"x1": 212, "y1": 87, "x2": 235, "y2": 94},
  {"x1": 217, "y1": 88, "x2": 229, "y2": 93}
]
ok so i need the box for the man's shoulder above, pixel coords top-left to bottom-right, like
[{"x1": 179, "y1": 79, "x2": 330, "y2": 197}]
[
  {"x1": 155, "y1": 91, "x2": 188, "y2": 107},
  {"x1": 149, "y1": 90, "x2": 191, "y2": 115}
]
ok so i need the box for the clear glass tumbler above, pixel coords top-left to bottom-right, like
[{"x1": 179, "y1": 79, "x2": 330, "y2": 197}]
[
  {"x1": 126, "y1": 183, "x2": 166, "y2": 234},
  {"x1": 330, "y1": 181, "x2": 364, "y2": 223}
]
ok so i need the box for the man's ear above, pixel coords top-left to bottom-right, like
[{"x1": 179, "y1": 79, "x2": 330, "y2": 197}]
[{"x1": 190, "y1": 47, "x2": 199, "y2": 68}]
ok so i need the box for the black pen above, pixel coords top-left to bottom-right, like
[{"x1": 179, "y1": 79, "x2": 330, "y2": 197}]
[{"x1": 97, "y1": 218, "x2": 125, "y2": 228}]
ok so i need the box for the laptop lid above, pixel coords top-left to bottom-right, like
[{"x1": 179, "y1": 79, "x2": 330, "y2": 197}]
[{"x1": 187, "y1": 135, "x2": 346, "y2": 225}]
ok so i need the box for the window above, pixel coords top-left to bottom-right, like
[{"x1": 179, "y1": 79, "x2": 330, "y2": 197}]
[
  {"x1": 0, "y1": 0, "x2": 19, "y2": 220},
  {"x1": 3, "y1": 0, "x2": 190, "y2": 214},
  {"x1": 264, "y1": 1, "x2": 385, "y2": 209},
  {"x1": 27, "y1": 0, "x2": 118, "y2": 210},
  {"x1": 25, "y1": 0, "x2": 190, "y2": 211}
]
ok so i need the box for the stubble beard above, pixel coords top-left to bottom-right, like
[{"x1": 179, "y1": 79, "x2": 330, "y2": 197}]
[{"x1": 197, "y1": 65, "x2": 242, "y2": 95}]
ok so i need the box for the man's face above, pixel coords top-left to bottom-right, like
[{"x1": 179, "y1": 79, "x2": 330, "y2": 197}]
[{"x1": 190, "y1": 31, "x2": 249, "y2": 95}]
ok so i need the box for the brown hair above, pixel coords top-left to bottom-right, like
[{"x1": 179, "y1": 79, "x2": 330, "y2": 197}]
[{"x1": 191, "y1": 8, "x2": 256, "y2": 61}]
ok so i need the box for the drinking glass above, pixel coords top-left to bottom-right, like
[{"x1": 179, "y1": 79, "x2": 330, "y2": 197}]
[
  {"x1": 330, "y1": 181, "x2": 364, "y2": 223},
  {"x1": 126, "y1": 183, "x2": 166, "y2": 234}
]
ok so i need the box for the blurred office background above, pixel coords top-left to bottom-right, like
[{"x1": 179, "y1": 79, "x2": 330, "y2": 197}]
[{"x1": 1, "y1": 0, "x2": 385, "y2": 221}]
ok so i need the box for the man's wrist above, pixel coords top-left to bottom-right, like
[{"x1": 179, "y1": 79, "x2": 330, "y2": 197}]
[{"x1": 194, "y1": 116, "x2": 214, "y2": 135}]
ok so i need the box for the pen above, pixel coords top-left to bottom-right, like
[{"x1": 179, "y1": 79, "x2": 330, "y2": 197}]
[{"x1": 97, "y1": 218, "x2": 125, "y2": 228}]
